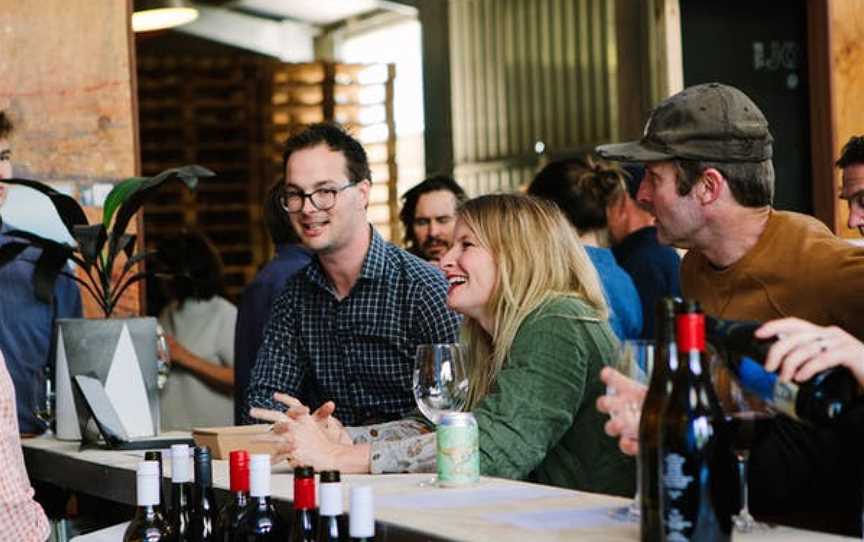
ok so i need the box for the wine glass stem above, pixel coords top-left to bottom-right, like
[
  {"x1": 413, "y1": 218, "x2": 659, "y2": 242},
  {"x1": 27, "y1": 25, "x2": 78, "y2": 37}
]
[
  {"x1": 736, "y1": 451, "x2": 750, "y2": 515},
  {"x1": 630, "y1": 453, "x2": 642, "y2": 518}
]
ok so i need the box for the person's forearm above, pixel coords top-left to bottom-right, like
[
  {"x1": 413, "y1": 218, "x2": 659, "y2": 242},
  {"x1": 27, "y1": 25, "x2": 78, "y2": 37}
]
[
  {"x1": 335, "y1": 443, "x2": 372, "y2": 474},
  {"x1": 174, "y1": 351, "x2": 234, "y2": 392}
]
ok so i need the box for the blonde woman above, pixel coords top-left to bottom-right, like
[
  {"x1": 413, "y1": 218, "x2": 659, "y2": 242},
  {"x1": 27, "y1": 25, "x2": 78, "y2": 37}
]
[{"x1": 253, "y1": 194, "x2": 634, "y2": 496}]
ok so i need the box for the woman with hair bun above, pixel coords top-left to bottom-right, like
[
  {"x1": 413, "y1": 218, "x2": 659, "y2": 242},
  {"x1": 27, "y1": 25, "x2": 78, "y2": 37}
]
[{"x1": 528, "y1": 155, "x2": 643, "y2": 340}]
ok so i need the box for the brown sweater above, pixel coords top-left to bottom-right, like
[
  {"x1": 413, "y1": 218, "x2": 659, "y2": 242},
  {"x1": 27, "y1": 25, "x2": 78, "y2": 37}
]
[{"x1": 681, "y1": 209, "x2": 864, "y2": 339}]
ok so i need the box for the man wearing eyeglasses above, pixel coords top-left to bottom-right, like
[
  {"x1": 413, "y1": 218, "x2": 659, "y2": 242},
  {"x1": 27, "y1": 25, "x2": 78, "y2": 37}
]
[{"x1": 245, "y1": 122, "x2": 461, "y2": 427}]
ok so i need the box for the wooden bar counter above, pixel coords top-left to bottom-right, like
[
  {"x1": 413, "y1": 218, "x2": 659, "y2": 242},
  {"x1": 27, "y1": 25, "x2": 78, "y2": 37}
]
[{"x1": 22, "y1": 435, "x2": 855, "y2": 541}]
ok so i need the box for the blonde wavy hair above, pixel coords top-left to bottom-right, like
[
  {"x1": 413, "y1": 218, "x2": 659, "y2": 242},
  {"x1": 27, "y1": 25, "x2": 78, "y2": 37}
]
[{"x1": 459, "y1": 194, "x2": 608, "y2": 407}]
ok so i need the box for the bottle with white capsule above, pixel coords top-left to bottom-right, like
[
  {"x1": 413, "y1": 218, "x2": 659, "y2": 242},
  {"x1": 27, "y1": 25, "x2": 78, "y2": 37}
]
[
  {"x1": 349, "y1": 486, "x2": 374, "y2": 542},
  {"x1": 124, "y1": 461, "x2": 172, "y2": 542}
]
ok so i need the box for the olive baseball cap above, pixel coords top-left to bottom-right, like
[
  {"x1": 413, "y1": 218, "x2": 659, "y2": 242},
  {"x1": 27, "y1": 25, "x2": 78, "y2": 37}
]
[{"x1": 596, "y1": 82, "x2": 773, "y2": 163}]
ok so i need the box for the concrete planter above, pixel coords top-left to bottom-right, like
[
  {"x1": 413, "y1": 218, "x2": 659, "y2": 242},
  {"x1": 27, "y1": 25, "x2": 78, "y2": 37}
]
[{"x1": 54, "y1": 317, "x2": 160, "y2": 441}]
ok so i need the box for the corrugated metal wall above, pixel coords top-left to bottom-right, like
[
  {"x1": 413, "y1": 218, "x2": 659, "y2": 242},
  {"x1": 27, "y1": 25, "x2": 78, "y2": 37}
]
[{"x1": 448, "y1": 0, "x2": 619, "y2": 195}]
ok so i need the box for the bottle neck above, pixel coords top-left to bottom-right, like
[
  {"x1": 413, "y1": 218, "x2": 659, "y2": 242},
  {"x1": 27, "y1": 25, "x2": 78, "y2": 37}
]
[
  {"x1": 232, "y1": 491, "x2": 248, "y2": 504},
  {"x1": 136, "y1": 504, "x2": 160, "y2": 521},
  {"x1": 252, "y1": 495, "x2": 272, "y2": 510}
]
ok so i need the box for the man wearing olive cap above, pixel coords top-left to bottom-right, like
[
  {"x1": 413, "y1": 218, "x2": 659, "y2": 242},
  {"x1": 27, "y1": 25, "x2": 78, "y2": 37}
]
[
  {"x1": 597, "y1": 83, "x2": 864, "y2": 534},
  {"x1": 598, "y1": 82, "x2": 864, "y2": 340}
]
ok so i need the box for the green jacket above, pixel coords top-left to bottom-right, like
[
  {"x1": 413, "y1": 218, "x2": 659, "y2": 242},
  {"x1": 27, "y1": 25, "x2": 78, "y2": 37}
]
[{"x1": 473, "y1": 296, "x2": 635, "y2": 496}]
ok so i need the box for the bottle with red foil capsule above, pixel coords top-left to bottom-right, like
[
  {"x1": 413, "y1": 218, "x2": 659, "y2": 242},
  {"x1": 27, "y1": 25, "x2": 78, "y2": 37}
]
[
  {"x1": 218, "y1": 450, "x2": 249, "y2": 542},
  {"x1": 290, "y1": 466, "x2": 318, "y2": 542},
  {"x1": 660, "y1": 300, "x2": 734, "y2": 541}
]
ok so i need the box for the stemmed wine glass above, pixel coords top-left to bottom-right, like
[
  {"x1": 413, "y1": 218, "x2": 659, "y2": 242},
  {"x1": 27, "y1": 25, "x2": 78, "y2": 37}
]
[
  {"x1": 155, "y1": 324, "x2": 171, "y2": 391},
  {"x1": 34, "y1": 365, "x2": 55, "y2": 434},
  {"x1": 606, "y1": 339, "x2": 654, "y2": 522},
  {"x1": 413, "y1": 343, "x2": 469, "y2": 424},
  {"x1": 710, "y1": 359, "x2": 773, "y2": 533},
  {"x1": 412, "y1": 343, "x2": 469, "y2": 486}
]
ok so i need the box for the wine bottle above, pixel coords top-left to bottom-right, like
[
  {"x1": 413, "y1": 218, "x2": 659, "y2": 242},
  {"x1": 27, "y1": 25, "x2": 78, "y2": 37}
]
[
  {"x1": 349, "y1": 486, "x2": 374, "y2": 542},
  {"x1": 235, "y1": 454, "x2": 286, "y2": 541},
  {"x1": 171, "y1": 444, "x2": 194, "y2": 541},
  {"x1": 218, "y1": 450, "x2": 249, "y2": 542},
  {"x1": 290, "y1": 466, "x2": 318, "y2": 542},
  {"x1": 124, "y1": 461, "x2": 172, "y2": 542},
  {"x1": 316, "y1": 470, "x2": 346, "y2": 542},
  {"x1": 145, "y1": 450, "x2": 169, "y2": 521},
  {"x1": 189, "y1": 446, "x2": 217, "y2": 542},
  {"x1": 660, "y1": 300, "x2": 734, "y2": 541},
  {"x1": 705, "y1": 316, "x2": 859, "y2": 425},
  {"x1": 638, "y1": 297, "x2": 679, "y2": 542}
]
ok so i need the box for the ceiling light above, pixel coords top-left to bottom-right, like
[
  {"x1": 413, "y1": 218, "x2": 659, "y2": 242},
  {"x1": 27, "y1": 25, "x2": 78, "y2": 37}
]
[{"x1": 133, "y1": 0, "x2": 199, "y2": 33}]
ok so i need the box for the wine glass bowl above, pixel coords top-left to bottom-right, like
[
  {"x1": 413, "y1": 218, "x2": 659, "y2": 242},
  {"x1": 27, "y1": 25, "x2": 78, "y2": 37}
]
[
  {"x1": 608, "y1": 339, "x2": 655, "y2": 523},
  {"x1": 709, "y1": 359, "x2": 773, "y2": 533},
  {"x1": 413, "y1": 344, "x2": 469, "y2": 424}
]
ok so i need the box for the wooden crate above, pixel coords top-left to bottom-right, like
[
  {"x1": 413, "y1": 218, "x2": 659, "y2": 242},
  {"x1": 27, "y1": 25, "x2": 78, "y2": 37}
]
[{"x1": 138, "y1": 56, "x2": 398, "y2": 306}]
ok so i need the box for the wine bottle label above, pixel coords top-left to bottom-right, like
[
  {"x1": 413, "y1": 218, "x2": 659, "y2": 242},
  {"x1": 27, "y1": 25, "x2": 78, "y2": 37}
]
[
  {"x1": 662, "y1": 452, "x2": 698, "y2": 541},
  {"x1": 662, "y1": 454, "x2": 693, "y2": 500},
  {"x1": 736, "y1": 356, "x2": 800, "y2": 421}
]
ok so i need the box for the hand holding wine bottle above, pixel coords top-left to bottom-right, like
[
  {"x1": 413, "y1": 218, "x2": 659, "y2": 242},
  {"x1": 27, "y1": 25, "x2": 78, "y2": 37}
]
[
  {"x1": 707, "y1": 315, "x2": 860, "y2": 425},
  {"x1": 756, "y1": 317, "x2": 864, "y2": 388}
]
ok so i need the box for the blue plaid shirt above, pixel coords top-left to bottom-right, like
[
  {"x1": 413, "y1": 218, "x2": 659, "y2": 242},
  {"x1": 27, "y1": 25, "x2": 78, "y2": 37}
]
[{"x1": 246, "y1": 227, "x2": 461, "y2": 426}]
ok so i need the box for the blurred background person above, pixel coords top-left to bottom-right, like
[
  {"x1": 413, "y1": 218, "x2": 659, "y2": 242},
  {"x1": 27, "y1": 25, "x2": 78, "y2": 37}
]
[
  {"x1": 253, "y1": 194, "x2": 634, "y2": 497},
  {"x1": 528, "y1": 156, "x2": 642, "y2": 340},
  {"x1": 606, "y1": 164, "x2": 681, "y2": 338},
  {"x1": 157, "y1": 230, "x2": 236, "y2": 430},
  {"x1": 0, "y1": 109, "x2": 82, "y2": 436},
  {"x1": 234, "y1": 181, "x2": 311, "y2": 424},
  {"x1": 399, "y1": 175, "x2": 467, "y2": 264}
]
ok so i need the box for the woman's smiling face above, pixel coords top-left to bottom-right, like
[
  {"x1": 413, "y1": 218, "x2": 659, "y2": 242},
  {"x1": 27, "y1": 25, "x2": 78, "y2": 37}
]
[{"x1": 439, "y1": 218, "x2": 498, "y2": 329}]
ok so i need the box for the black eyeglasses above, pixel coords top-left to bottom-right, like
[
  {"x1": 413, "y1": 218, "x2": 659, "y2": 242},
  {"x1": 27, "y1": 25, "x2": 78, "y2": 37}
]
[{"x1": 279, "y1": 183, "x2": 355, "y2": 213}]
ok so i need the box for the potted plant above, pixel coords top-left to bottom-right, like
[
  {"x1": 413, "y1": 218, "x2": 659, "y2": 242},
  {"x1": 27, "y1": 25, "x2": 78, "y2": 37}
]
[{"x1": 0, "y1": 165, "x2": 214, "y2": 440}]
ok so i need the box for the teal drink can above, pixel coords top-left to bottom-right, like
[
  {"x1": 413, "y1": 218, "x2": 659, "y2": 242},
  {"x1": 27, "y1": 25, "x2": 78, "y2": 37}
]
[{"x1": 436, "y1": 412, "x2": 479, "y2": 486}]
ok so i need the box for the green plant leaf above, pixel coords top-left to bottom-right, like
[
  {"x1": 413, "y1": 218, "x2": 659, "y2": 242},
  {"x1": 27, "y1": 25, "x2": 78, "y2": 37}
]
[
  {"x1": 72, "y1": 224, "x2": 107, "y2": 269},
  {"x1": 0, "y1": 241, "x2": 29, "y2": 267},
  {"x1": 116, "y1": 234, "x2": 137, "y2": 259},
  {"x1": 0, "y1": 178, "x2": 89, "y2": 239},
  {"x1": 121, "y1": 249, "x2": 154, "y2": 276},
  {"x1": 102, "y1": 177, "x2": 146, "y2": 229},
  {"x1": 33, "y1": 243, "x2": 73, "y2": 304},
  {"x1": 108, "y1": 165, "x2": 214, "y2": 259},
  {"x1": 3, "y1": 229, "x2": 73, "y2": 304}
]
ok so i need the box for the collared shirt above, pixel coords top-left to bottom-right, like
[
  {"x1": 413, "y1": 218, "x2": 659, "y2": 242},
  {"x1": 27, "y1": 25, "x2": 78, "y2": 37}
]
[
  {"x1": 0, "y1": 349, "x2": 50, "y2": 542},
  {"x1": 233, "y1": 244, "x2": 312, "y2": 424},
  {"x1": 0, "y1": 219, "x2": 83, "y2": 434},
  {"x1": 246, "y1": 227, "x2": 461, "y2": 426},
  {"x1": 611, "y1": 226, "x2": 681, "y2": 339}
]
